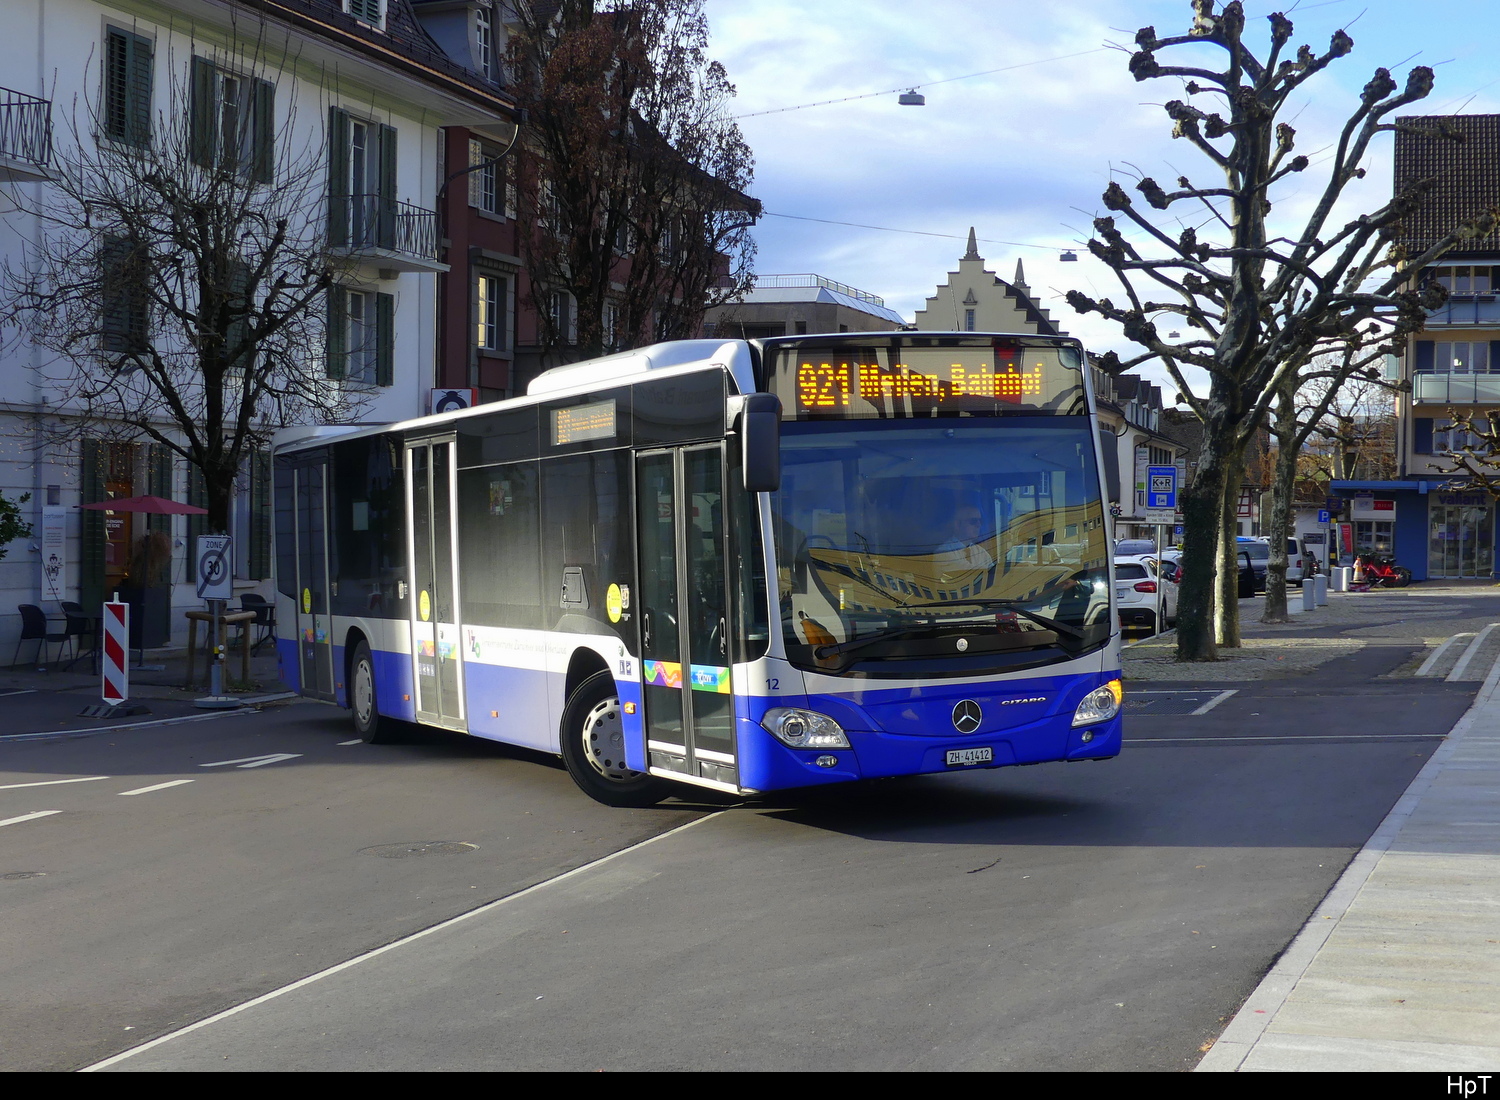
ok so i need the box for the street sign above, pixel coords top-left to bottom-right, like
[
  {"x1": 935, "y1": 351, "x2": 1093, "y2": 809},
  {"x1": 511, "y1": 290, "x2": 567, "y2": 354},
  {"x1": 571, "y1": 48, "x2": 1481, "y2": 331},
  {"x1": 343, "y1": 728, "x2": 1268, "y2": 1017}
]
[
  {"x1": 1146, "y1": 465, "x2": 1177, "y2": 510},
  {"x1": 195, "y1": 535, "x2": 233, "y2": 600},
  {"x1": 1317, "y1": 509, "x2": 1331, "y2": 523}
]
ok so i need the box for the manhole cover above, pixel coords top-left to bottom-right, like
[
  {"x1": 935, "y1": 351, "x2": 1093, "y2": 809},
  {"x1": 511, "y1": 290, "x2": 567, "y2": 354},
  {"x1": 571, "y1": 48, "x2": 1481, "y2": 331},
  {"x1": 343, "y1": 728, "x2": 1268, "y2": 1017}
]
[
  {"x1": 359, "y1": 842, "x2": 478, "y2": 859},
  {"x1": 3, "y1": 871, "x2": 47, "y2": 880}
]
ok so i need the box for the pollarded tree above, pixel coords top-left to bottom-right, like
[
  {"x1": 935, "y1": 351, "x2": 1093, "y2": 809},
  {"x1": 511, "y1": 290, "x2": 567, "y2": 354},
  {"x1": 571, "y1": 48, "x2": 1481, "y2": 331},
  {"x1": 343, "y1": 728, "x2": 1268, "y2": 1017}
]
[
  {"x1": 1067, "y1": 1, "x2": 1495, "y2": 660},
  {"x1": 0, "y1": 35, "x2": 354, "y2": 533}
]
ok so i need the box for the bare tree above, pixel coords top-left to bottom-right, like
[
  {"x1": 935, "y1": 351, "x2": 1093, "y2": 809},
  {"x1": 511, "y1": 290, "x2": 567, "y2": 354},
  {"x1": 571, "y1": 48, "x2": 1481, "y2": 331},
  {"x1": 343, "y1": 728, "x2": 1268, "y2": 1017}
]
[
  {"x1": 505, "y1": 0, "x2": 756, "y2": 363},
  {"x1": 0, "y1": 34, "x2": 354, "y2": 532},
  {"x1": 1066, "y1": 1, "x2": 1495, "y2": 660}
]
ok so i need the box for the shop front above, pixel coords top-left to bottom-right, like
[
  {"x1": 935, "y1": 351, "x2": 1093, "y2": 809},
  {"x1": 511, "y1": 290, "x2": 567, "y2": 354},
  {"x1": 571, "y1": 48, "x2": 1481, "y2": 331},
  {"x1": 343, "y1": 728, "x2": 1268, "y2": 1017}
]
[{"x1": 1330, "y1": 480, "x2": 1500, "y2": 581}]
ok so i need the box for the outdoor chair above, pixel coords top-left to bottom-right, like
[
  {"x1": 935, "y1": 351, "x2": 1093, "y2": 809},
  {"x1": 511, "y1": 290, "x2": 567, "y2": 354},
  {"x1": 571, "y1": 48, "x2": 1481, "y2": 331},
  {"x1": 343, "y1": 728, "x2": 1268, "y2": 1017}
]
[
  {"x1": 239, "y1": 593, "x2": 276, "y2": 651},
  {"x1": 59, "y1": 601, "x2": 95, "y2": 669},
  {"x1": 13, "y1": 604, "x2": 70, "y2": 669}
]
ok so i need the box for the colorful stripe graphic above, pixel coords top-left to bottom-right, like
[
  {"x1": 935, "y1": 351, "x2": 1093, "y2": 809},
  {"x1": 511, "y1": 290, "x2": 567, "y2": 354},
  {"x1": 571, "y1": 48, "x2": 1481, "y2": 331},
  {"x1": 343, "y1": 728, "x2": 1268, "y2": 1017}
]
[
  {"x1": 643, "y1": 660, "x2": 682, "y2": 688},
  {"x1": 689, "y1": 665, "x2": 732, "y2": 693}
]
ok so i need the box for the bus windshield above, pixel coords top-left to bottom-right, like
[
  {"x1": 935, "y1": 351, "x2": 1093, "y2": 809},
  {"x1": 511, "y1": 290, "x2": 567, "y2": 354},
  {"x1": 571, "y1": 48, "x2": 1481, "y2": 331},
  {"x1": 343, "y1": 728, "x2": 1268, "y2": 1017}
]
[{"x1": 773, "y1": 417, "x2": 1110, "y2": 673}]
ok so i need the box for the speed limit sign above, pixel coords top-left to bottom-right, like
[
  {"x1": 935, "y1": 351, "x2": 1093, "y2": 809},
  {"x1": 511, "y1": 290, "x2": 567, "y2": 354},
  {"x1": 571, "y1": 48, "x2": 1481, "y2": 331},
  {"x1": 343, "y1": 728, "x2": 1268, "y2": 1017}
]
[{"x1": 195, "y1": 535, "x2": 233, "y2": 600}]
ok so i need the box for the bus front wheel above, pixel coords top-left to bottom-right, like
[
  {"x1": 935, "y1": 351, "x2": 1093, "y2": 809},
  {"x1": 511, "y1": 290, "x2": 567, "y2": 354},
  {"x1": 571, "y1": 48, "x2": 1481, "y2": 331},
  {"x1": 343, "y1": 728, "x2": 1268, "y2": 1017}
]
[
  {"x1": 561, "y1": 671, "x2": 668, "y2": 808},
  {"x1": 351, "y1": 640, "x2": 400, "y2": 744}
]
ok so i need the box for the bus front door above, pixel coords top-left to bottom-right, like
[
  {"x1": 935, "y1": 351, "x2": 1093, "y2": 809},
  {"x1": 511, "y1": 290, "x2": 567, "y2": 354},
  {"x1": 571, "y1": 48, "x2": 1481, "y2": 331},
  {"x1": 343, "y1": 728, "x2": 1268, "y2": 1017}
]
[
  {"x1": 636, "y1": 445, "x2": 738, "y2": 789},
  {"x1": 294, "y1": 459, "x2": 335, "y2": 702},
  {"x1": 406, "y1": 439, "x2": 466, "y2": 731}
]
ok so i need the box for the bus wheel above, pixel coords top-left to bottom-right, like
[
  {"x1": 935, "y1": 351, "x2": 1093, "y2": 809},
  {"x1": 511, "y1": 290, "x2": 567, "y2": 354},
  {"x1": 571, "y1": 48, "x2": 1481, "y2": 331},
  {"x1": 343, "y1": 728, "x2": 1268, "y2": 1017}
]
[
  {"x1": 561, "y1": 671, "x2": 668, "y2": 807},
  {"x1": 351, "y1": 640, "x2": 399, "y2": 744}
]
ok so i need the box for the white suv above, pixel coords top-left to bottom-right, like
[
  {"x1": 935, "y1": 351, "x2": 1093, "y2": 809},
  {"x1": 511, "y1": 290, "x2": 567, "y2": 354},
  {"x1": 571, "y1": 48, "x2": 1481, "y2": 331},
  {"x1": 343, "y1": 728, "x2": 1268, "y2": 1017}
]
[{"x1": 1114, "y1": 554, "x2": 1178, "y2": 631}]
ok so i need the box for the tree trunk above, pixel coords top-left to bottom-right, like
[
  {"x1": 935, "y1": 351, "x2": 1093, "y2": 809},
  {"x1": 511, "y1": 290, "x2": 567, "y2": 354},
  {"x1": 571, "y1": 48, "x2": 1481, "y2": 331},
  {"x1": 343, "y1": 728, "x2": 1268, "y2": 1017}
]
[
  {"x1": 205, "y1": 465, "x2": 234, "y2": 536},
  {"x1": 1215, "y1": 462, "x2": 1244, "y2": 648},
  {"x1": 1262, "y1": 389, "x2": 1299, "y2": 623},
  {"x1": 1174, "y1": 451, "x2": 1227, "y2": 661}
]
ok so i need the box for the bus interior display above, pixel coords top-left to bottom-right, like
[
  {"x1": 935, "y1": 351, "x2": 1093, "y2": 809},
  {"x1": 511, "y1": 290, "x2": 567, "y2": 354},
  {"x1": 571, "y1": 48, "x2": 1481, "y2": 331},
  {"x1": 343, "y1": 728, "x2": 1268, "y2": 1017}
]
[{"x1": 271, "y1": 333, "x2": 1122, "y2": 808}]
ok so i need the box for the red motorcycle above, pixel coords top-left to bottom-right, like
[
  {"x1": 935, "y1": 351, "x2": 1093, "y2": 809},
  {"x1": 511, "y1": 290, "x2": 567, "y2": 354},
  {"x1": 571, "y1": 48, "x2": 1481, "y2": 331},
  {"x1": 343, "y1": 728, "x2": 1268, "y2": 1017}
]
[{"x1": 1356, "y1": 554, "x2": 1412, "y2": 588}]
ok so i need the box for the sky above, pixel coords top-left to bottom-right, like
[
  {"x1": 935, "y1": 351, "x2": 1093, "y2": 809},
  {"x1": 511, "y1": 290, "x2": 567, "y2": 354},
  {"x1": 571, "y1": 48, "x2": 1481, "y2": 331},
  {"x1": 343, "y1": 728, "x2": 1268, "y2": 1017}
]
[{"x1": 700, "y1": 0, "x2": 1500, "y2": 400}]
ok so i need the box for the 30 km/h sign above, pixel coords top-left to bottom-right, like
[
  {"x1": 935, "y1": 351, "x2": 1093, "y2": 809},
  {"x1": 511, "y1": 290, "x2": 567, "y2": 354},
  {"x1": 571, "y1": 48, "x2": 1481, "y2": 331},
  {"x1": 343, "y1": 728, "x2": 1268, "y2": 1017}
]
[
  {"x1": 195, "y1": 535, "x2": 233, "y2": 600},
  {"x1": 1146, "y1": 466, "x2": 1178, "y2": 511}
]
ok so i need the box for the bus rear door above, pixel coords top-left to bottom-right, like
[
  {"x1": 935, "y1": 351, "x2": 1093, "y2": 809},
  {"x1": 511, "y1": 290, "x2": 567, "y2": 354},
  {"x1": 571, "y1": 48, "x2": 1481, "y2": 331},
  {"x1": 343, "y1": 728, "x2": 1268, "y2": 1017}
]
[
  {"x1": 636, "y1": 444, "x2": 738, "y2": 789},
  {"x1": 405, "y1": 437, "x2": 467, "y2": 731},
  {"x1": 293, "y1": 456, "x2": 335, "y2": 702}
]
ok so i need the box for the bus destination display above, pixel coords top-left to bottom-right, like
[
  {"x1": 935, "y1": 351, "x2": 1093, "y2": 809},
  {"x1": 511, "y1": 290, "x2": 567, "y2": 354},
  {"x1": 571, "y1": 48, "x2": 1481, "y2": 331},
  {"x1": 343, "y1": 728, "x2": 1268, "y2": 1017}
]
[
  {"x1": 552, "y1": 399, "x2": 617, "y2": 446},
  {"x1": 768, "y1": 339, "x2": 1084, "y2": 419}
]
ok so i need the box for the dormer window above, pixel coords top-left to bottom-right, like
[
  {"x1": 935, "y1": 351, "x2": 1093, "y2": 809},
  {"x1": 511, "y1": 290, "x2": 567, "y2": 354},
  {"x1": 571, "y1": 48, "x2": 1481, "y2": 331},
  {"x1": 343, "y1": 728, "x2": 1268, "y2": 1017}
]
[
  {"x1": 347, "y1": 0, "x2": 383, "y2": 29},
  {"x1": 476, "y1": 6, "x2": 494, "y2": 81}
]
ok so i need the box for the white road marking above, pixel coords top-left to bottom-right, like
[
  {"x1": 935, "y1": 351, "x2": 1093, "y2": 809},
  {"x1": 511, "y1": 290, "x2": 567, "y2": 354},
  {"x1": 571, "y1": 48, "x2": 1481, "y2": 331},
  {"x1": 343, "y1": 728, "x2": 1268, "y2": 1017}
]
[
  {"x1": 0, "y1": 776, "x2": 109, "y2": 790},
  {"x1": 198, "y1": 753, "x2": 303, "y2": 769},
  {"x1": 118, "y1": 780, "x2": 196, "y2": 796},
  {"x1": 337, "y1": 739, "x2": 363, "y2": 746},
  {"x1": 1190, "y1": 689, "x2": 1238, "y2": 716},
  {"x1": 0, "y1": 810, "x2": 62, "y2": 828},
  {"x1": 81, "y1": 812, "x2": 723, "y2": 1072},
  {"x1": 0, "y1": 710, "x2": 254, "y2": 742}
]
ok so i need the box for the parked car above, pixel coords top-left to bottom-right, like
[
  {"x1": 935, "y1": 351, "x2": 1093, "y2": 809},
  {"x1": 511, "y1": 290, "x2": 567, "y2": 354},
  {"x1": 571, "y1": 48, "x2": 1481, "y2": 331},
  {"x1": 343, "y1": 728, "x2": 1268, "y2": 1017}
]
[
  {"x1": 1115, "y1": 538, "x2": 1158, "y2": 557},
  {"x1": 1114, "y1": 553, "x2": 1178, "y2": 631},
  {"x1": 1236, "y1": 537, "x2": 1269, "y2": 592}
]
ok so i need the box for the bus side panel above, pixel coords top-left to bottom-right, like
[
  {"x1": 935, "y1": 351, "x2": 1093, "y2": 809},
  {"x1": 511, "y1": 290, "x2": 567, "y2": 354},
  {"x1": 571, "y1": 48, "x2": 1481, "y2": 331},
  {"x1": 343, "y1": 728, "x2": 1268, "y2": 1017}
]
[
  {"x1": 334, "y1": 615, "x2": 414, "y2": 722},
  {"x1": 734, "y1": 659, "x2": 1121, "y2": 792},
  {"x1": 277, "y1": 637, "x2": 301, "y2": 695},
  {"x1": 461, "y1": 625, "x2": 559, "y2": 753}
]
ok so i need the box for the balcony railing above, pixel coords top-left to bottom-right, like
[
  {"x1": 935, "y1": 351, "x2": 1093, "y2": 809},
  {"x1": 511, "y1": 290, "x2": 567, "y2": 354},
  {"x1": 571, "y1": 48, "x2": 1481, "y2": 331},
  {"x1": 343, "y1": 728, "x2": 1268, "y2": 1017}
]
[
  {"x1": 1412, "y1": 372, "x2": 1500, "y2": 404},
  {"x1": 0, "y1": 87, "x2": 52, "y2": 178},
  {"x1": 331, "y1": 193, "x2": 441, "y2": 270},
  {"x1": 756, "y1": 273, "x2": 887, "y2": 307}
]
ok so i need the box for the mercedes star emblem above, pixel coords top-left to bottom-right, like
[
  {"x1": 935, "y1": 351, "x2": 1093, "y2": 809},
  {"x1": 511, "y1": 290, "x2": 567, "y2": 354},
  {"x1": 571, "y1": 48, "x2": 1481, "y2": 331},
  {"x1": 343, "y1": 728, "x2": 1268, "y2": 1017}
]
[
  {"x1": 952, "y1": 700, "x2": 983, "y2": 734},
  {"x1": 956, "y1": 637, "x2": 969, "y2": 652}
]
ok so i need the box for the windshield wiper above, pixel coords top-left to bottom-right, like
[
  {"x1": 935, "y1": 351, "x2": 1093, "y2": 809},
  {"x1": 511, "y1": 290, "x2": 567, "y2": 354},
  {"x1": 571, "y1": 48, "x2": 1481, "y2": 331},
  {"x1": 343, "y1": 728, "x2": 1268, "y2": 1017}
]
[
  {"x1": 909, "y1": 599, "x2": 1087, "y2": 641},
  {"x1": 812, "y1": 622, "x2": 936, "y2": 660}
]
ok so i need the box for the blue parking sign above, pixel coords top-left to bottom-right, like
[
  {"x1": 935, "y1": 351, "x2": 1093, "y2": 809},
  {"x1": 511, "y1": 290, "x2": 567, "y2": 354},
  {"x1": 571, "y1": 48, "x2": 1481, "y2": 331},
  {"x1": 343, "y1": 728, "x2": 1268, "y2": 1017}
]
[
  {"x1": 1146, "y1": 466, "x2": 1177, "y2": 510},
  {"x1": 1317, "y1": 509, "x2": 1331, "y2": 523}
]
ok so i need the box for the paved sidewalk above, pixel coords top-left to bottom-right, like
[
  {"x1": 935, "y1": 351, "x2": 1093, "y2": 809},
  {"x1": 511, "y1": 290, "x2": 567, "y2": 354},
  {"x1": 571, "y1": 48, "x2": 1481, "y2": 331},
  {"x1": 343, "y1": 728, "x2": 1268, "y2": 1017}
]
[{"x1": 1197, "y1": 586, "x2": 1500, "y2": 1071}]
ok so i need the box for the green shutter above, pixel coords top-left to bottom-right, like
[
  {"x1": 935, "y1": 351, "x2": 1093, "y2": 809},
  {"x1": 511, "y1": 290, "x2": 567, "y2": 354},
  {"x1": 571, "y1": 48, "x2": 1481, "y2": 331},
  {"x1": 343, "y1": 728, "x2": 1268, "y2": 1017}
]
[
  {"x1": 377, "y1": 124, "x2": 398, "y2": 250},
  {"x1": 127, "y1": 33, "x2": 153, "y2": 146},
  {"x1": 375, "y1": 292, "x2": 394, "y2": 387},
  {"x1": 189, "y1": 56, "x2": 216, "y2": 166},
  {"x1": 145, "y1": 445, "x2": 173, "y2": 585},
  {"x1": 104, "y1": 31, "x2": 129, "y2": 142},
  {"x1": 249, "y1": 449, "x2": 271, "y2": 580},
  {"x1": 252, "y1": 79, "x2": 275, "y2": 184},
  {"x1": 327, "y1": 107, "x2": 349, "y2": 247},
  {"x1": 326, "y1": 289, "x2": 346, "y2": 380},
  {"x1": 185, "y1": 466, "x2": 208, "y2": 582},
  {"x1": 80, "y1": 440, "x2": 107, "y2": 611}
]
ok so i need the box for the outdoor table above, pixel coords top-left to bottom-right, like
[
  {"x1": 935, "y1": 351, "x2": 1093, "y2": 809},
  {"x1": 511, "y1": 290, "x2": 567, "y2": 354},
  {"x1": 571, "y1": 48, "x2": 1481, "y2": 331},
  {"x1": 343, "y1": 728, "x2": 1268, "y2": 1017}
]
[{"x1": 184, "y1": 609, "x2": 256, "y2": 689}]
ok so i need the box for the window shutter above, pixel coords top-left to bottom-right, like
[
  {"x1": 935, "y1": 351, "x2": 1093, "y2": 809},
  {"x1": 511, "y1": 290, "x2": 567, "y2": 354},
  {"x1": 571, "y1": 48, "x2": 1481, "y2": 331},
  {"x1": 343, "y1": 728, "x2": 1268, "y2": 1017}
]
[
  {"x1": 249, "y1": 449, "x2": 271, "y2": 580},
  {"x1": 326, "y1": 289, "x2": 347, "y2": 380},
  {"x1": 1415, "y1": 341, "x2": 1435, "y2": 372},
  {"x1": 125, "y1": 32, "x2": 153, "y2": 147},
  {"x1": 145, "y1": 445, "x2": 173, "y2": 585},
  {"x1": 468, "y1": 139, "x2": 482, "y2": 207},
  {"x1": 327, "y1": 107, "x2": 350, "y2": 247},
  {"x1": 375, "y1": 292, "x2": 394, "y2": 387},
  {"x1": 189, "y1": 56, "x2": 216, "y2": 166},
  {"x1": 81, "y1": 440, "x2": 106, "y2": 611},
  {"x1": 1414, "y1": 418, "x2": 1434, "y2": 455},
  {"x1": 377, "y1": 124, "x2": 398, "y2": 250},
  {"x1": 252, "y1": 79, "x2": 275, "y2": 184},
  {"x1": 504, "y1": 163, "x2": 517, "y2": 219}
]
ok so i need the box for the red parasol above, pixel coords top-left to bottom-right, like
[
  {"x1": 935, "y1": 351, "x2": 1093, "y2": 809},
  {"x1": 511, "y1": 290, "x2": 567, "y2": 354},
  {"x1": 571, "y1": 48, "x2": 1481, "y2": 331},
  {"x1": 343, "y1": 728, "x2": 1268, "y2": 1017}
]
[{"x1": 79, "y1": 494, "x2": 208, "y2": 515}]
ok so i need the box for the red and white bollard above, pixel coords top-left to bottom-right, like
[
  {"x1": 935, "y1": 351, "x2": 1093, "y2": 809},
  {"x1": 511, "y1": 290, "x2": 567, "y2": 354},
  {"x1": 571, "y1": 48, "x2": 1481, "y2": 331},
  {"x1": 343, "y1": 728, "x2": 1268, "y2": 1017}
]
[{"x1": 101, "y1": 598, "x2": 129, "y2": 706}]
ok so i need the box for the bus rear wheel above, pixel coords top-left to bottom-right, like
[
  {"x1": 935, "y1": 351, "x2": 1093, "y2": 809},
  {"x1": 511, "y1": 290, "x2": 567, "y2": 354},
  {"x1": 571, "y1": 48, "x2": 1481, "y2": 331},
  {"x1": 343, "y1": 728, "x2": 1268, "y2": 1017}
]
[
  {"x1": 351, "y1": 640, "x2": 400, "y2": 744},
  {"x1": 561, "y1": 671, "x2": 668, "y2": 807}
]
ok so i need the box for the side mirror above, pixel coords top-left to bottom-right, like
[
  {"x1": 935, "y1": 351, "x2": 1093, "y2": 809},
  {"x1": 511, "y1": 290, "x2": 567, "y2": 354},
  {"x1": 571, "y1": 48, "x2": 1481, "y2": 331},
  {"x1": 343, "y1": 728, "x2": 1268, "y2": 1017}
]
[{"x1": 739, "y1": 393, "x2": 781, "y2": 493}]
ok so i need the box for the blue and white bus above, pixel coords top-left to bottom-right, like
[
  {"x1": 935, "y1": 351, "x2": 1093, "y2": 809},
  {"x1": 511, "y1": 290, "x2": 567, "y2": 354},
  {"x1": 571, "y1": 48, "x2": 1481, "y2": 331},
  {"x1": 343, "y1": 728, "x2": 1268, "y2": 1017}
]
[{"x1": 272, "y1": 333, "x2": 1121, "y2": 806}]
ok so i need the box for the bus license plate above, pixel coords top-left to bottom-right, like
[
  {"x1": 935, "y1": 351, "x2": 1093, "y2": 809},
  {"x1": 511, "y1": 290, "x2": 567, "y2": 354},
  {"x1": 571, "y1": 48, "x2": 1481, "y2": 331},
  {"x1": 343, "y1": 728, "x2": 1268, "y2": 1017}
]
[{"x1": 946, "y1": 747, "x2": 993, "y2": 767}]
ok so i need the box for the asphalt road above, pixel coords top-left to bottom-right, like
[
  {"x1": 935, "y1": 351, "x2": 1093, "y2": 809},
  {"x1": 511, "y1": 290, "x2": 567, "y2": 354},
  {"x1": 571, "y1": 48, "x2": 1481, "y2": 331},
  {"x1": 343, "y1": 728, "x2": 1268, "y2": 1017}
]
[{"x1": 0, "y1": 637, "x2": 1477, "y2": 1072}]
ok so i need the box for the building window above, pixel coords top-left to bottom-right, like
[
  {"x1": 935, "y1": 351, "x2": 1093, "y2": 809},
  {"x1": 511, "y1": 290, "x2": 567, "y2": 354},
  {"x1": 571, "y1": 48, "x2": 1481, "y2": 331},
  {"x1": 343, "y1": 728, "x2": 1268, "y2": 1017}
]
[
  {"x1": 1432, "y1": 418, "x2": 1487, "y2": 453},
  {"x1": 549, "y1": 290, "x2": 576, "y2": 344},
  {"x1": 476, "y1": 6, "x2": 495, "y2": 81},
  {"x1": 467, "y1": 139, "x2": 510, "y2": 216},
  {"x1": 346, "y1": 0, "x2": 383, "y2": 29},
  {"x1": 1432, "y1": 266, "x2": 1493, "y2": 295},
  {"x1": 602, "y1": 299, "x2": 620, "y2": 352},
  {"x1": 1431, "y1": 341, "x2": 1492, "y2": 374},
  {"x1": 327, "y1": 287, "x2": 393, "y2": 386},
  {"x1": 477, "y1": 274, "x2": 508, "y2": 351},
  {"x1": 964, "y1": 308, "x2": 975, "y2": 331},
  {"x1": 328, "y1": 109, "x2": 396, "y2": 249},
  {"x1": 103, "y1": 27, "x2": 153, "y2": 147},
  {"x1": 1149, "y1": 446, "x2": 1174, "y2": 466},
  {"x1": 190, "y1": 58, "x2": 274, "y2": 181}
]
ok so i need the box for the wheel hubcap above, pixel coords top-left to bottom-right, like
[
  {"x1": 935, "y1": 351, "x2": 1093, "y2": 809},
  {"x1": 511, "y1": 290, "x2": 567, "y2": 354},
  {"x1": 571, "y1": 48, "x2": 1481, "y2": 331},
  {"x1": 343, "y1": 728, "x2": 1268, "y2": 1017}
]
[
  {"x1": 355, "y1": 661, "x2": 374, "y2": 725},
  {"x1": 581, "y1": 696, "x2": 640, "y2": 783}
]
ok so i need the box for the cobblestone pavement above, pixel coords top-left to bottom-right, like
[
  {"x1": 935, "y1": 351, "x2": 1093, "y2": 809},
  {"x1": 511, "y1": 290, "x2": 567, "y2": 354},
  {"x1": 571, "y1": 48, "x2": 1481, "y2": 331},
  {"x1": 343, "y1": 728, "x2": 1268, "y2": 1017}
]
[{"x1": 1123, "y1": 582, "x2": 1500, "y2": 682}]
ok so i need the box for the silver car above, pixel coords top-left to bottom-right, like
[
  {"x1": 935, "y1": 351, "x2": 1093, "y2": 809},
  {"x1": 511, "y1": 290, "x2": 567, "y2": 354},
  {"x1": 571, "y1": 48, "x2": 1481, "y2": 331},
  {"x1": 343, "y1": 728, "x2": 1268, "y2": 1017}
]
[{"x1": 1114, "y1": 553, "x2": 1178, "y2": 631}]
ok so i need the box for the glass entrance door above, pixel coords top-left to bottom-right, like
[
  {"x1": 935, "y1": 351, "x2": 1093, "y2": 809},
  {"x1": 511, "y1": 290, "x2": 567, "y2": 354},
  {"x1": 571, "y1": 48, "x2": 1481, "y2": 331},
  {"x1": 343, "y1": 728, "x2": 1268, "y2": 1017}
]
[
  {"x1": 1429, "y1": 500, "x2": 1495, "y2": 578},
  {"x1": 635, "y1": 445, "x2": 737, "y2": 788},
  {"x1": 295, "y1": 462, "x2": 334, "y2": 701},
  {"x1": 406, "y1": 439, "x2": 466, "y2": 730}
]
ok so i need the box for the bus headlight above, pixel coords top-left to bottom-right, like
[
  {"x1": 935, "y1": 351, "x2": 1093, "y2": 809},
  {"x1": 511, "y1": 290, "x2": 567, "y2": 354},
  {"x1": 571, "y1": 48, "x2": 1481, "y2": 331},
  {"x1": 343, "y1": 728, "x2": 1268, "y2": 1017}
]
[
  {"x1": 1072, "y1": 680, "x2": 1122, "y2": 727},
  {"x1": 761, "y1": 707, "x2": 850, "y2": 749}
]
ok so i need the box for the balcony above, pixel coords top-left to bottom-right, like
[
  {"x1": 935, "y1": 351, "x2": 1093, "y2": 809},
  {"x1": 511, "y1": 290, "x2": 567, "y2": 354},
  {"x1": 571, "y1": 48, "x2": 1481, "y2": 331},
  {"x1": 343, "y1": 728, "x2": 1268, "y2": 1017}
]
[
  {"x1": 1425, "y1": 295, "x2": 1500, "y2": 326},
  {"x1": 328, "y1": 194, "x2": 448, "y2": 275},
  {"x1": 1412, "y1": 372, "x2": 1500, "y2": 405},
  {"x1": 0, "y1": 87, "x2": 52, "y2": 182}
]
